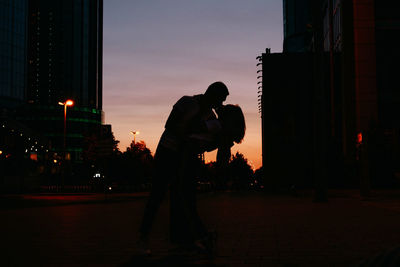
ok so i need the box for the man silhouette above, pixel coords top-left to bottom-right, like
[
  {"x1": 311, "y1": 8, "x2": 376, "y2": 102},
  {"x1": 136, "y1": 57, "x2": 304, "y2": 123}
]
[{"x1": 138, "y1": 81, "x2": 229, "y2": 255}]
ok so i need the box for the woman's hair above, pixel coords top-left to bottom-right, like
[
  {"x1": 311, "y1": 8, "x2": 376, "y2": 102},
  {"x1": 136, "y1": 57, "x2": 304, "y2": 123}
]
[{"x1": 218, "y1": 104, "x2": 246, "y2": 144}]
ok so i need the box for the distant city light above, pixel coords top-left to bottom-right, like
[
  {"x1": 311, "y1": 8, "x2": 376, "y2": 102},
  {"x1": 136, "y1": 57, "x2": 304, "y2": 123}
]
[{"x1": 130, "y1": 131, "x2": 140, "y2": 144}]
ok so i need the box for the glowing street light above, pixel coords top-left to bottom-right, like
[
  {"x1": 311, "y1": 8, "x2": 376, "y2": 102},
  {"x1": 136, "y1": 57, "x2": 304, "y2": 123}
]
[
  {"x1": 58, "y1": 100, "x2": 74, "y2": 154},
  {"x1": 130, "y1": 131, "x2": 140, "y2": 144},
  {"x1": 58, "y1": 99, "x2": 74, "y2": 189},
  {"x1": 58, "y1": 99, "x2": 74, "y2": 107}
]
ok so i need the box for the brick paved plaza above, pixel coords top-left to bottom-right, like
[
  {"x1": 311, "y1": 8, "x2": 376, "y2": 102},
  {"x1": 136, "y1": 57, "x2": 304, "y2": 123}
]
[{"x1": 1, "y1": 191, "x2": 400, "y2": 266}]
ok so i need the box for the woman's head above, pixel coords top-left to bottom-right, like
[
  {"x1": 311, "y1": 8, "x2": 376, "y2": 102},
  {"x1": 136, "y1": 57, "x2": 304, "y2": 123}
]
[{"x1": 218, "y1": 104, "x2": 246, "y2": 144}]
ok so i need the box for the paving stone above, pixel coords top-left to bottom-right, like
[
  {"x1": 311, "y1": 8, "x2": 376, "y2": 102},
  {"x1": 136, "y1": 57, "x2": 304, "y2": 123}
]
[{"x1": 1, "y1": 191, "x2": 400, "y2": 266}]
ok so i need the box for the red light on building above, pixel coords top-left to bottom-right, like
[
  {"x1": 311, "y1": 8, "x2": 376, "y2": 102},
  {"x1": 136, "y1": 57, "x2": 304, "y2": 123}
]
[
  {"x1": 357, "y1": 132, "x2": 363, "y2": 144},
  {"x1": 30, "y1": 153, "x2": 38, "y2": 161}
]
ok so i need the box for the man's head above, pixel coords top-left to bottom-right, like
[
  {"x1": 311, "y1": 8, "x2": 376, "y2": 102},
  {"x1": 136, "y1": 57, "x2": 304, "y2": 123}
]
[{"x1": 204, "y1": 81, "x2": 229, "y2": 108}]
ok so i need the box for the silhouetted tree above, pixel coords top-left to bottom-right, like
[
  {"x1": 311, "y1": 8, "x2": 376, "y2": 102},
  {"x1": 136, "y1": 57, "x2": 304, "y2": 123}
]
[
  {"x1": 116, "y1": 140, "x2": 154, "y2": 190},
  {"x1": 82, "y1": 133, "x2": 99, "y2": 163},
  {"x1": 82, "y1": 130, "x2": 120, "y2": 163},
  {"x1": 81, "y1": 129, "x2": 120, "y2": 188},
  {"x1": 199, "y1": 152, "x2": 254, "y2": 191},
  {"x1": 228, "y1": 152, "x2": 254, "y2": 190}
]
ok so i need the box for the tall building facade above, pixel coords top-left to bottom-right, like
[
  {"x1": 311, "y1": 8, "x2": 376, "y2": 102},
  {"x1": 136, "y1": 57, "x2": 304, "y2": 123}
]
[
  {"x1": 19, "y1": 0, "x2": 104, "y2": 161},
  {"x1": 259, "y1": 0, "x2": 400, "y2": 192},
  {"x1": 375, "y1": 0, "x2": 400, "y2": 128},
  {"x1": 258, "y1": 52, "x2": 314, "y2": 191},
  {"x1": 1, "y1": 0, "x2": 107, "y2": 191},
  {"x1": 282, "y1": 0, "x2": 312, "y2": 52},
  {"x1": 319, "y1": 0, "x2": 400, "y2": 186},
  {"x1": 0, "y1": 0, "x2": 27, "y2": 108},
  {"x1": 27, "y1": 0, "x2": 103, "y2": 109}
]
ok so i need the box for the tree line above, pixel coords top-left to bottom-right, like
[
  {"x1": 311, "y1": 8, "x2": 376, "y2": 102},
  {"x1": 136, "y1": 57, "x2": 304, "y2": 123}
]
[{"x1": 83, "y1": 136, "x2": 261, "y2": 192}]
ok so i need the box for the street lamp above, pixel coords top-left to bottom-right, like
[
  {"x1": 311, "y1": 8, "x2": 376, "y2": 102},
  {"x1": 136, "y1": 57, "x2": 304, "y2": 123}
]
[
  {"x1": 58, "y1": 99, "x2": 74, "y2": 190},
  {"x1": 58, "y1": 100, "x2": 74, "y2": 155},
  {"x1": 130, "y1": 131, "x2": 140, "y2": 144}
]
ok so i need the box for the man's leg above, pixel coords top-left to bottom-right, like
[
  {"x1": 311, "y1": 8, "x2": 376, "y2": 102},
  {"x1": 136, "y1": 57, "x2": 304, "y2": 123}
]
[
  {"x1": 170, "y1": 151, "x2": 208, "y2": 245},
  {"x1": 170, "y1": 149, "x2": 197, "y2": 245},
  {"x1": 139, "y1": 175, "x2": 169, "y2": 239},
  {"x1": 138, "y1": 146, "x2": 177, "y2": 241}
]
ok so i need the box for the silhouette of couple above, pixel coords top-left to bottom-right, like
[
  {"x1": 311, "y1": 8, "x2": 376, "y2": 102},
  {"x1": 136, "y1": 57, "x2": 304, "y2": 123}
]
[{"x1": 138, "y1": 81, "x2": 245, "y2": 256}]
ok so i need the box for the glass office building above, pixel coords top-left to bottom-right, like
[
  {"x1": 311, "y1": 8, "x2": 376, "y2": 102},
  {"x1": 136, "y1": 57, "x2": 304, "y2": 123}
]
[
  {"x1": 282, "y1": 0, "x2": 312, "y2": 52},
  {"x1": 20, "y1": 0, "x2": 104, "y2": 161},
  {"x1": 0, "y1": 0, "x2": 27, "y2": 107},
  {"x1": 27, "y1": 0, "x2": 103, "y2": 109}
]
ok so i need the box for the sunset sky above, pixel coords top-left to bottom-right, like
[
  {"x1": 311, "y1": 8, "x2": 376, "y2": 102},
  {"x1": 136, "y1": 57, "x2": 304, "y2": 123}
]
[{"x1": 102, "y1": 0, "x2": 283, "y2": 169}]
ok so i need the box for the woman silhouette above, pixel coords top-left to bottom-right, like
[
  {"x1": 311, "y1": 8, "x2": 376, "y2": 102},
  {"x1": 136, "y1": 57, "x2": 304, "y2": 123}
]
[{"x1": 172, "y1": 104, "x2": 246, "y2": 253}]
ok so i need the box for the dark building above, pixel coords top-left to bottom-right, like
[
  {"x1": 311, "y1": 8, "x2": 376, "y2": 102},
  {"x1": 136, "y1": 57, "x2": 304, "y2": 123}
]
[
  {"x1": 318, "y1": 0, "x2": 400, "y2": 187},
  {"x1": 258, "y1": 52, "x2": 314, "y2": 191},
  {"x1": 0, "y1": 0, "x2": 27, "y2": 109},
  {"x1": 27, "y1": 0, "x2": 103, "y2": 109},
  {"x1": 0, "y1": 0, "x2": 51, "y2": 192},
  {"x1": 375, "y1": 0, "x2": 400, "y2": 128},
  {"x1": 19, "y1": 0, "x2": 104, "y2": 162},
  {"x1": 1, "y1": 0, "x2": 108, "y2": 190},
  {"x1": 259, "y1": 0, "x2": 400, "y2": 193},
  {"x1": 282, "y1": 0, "x2": 312, "y2": 52}
]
